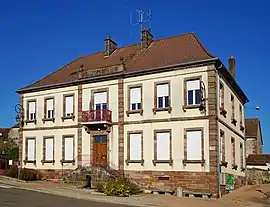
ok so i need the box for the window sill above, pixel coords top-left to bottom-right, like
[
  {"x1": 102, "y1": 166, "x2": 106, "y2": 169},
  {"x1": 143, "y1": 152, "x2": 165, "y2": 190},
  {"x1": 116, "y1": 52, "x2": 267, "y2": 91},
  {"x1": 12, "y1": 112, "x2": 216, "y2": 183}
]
[
  {"x1": 42, "y1": 118, "x2": 55, "y2": 123},
  {"x1": 220, "y1": 107, "x2": 227, "y2": 117},
  {"x1": 61, "y1": 115, "x2": 75, "y2": 121},
  {"x1": 41, "y1": 160, "x2": 55, "y2": 164},
  {"x1": 126, "y1": 109, "x2": 143, "y2": 117},
  {"x1": 60, "y1": 159, "x2": 75, "y2": 165},
  {"x1": 23, "y1": 160, "x2": 36, "y2": 165},
  {"x1": 220, "y1": 160, "x2": 228, "y2": 167},
  {"x1": 232, "y1": 164, "x2": 238, "y2": 170},
  {"x1": 182, "y1": 104, "x2": 200, "y2": 112},
  {"x1": 240, "y1": 124, "x2": 245, "y2": 132},
  {"x1": 152, "y1": 159, "x2": 173, "y2": 166},
  {"x1": 25, "y1": 120, "x2": 36, "y2": 125},
  {"x1": 241, "y1": 167, "x2": 246, "y2": 172},
  {"x1": 153, "y1": 106, "x2": 172, "y2": 115},
  {"x1": 125, "y1": 159, "x2": 144, "y2": 166},
  {"x1": 231, "y1": 117, "x2": 237, "y2": 125},
  {"x1": 183, "y1": 159, "x2": 205, "y2": 166}
]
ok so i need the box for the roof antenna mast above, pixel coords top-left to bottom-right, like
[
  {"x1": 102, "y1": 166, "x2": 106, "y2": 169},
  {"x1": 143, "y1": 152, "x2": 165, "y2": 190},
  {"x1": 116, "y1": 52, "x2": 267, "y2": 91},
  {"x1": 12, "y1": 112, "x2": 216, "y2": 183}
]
[{"x1": 130, "y1": 9, "x2": 152, "y2": 41}]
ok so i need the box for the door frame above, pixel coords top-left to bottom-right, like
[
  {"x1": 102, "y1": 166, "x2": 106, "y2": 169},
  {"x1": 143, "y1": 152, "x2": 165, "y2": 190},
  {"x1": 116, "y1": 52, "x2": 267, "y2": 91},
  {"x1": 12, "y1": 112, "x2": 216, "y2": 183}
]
[{"x1": 90, "y1": 131, "x2": 109, "y2": 166}]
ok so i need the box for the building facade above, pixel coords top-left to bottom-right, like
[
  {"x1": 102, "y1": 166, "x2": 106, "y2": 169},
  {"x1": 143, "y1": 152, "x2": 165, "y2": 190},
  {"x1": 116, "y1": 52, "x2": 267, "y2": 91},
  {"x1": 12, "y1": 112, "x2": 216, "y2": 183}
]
[
  {"x1": 245, "y1": 118, "x2": 263, "y2": 156},
  {"x1": 17, "y1": 30, "x2": 248, "y2": 197}
]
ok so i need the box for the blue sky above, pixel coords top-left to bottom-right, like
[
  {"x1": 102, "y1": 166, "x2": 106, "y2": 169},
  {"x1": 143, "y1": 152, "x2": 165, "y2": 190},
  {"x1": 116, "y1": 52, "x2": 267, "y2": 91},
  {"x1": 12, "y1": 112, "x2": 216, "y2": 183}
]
[{"x1": 0, "y1": 1, "x2": 268, "y2": 152}]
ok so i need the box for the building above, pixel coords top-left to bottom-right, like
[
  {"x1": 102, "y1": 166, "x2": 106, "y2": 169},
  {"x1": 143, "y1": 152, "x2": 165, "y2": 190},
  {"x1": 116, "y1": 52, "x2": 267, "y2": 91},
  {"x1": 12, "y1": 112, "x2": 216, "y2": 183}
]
[
  {"x1": 245, "y1": 118, "x2": 263, "y2": 156},
  {"x1": 16, "y1": 29, "x2": 248, "y2": 197},
  {"x1": 0, "y1": 124, "x2": 19, "y2": 143},
  {"x1": 246, "y1": 154, "x2": 270, "y2": 171}
]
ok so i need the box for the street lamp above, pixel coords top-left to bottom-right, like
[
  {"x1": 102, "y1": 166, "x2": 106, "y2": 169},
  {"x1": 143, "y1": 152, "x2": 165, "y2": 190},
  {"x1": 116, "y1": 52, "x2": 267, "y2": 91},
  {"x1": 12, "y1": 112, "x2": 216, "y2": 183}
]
[
  {"x1": 245, "y1": 106, "x2": 260, "y2": 110},
  {"x1": 15, "y1": 104, "x2": 24, "y2": 127}
]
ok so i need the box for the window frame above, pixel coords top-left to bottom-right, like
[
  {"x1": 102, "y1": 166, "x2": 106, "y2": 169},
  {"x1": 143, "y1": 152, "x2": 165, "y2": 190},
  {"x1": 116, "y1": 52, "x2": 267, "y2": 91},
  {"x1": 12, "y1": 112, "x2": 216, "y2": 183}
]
[
  {"x1": 152, "y1": 129, "x2": 172, "y2": 166},
  {"x1": 231, "y1": 95, "x2": 237, "y2": 125},
  {"x1": 62, "y1": 94, "x2": 75, "y2": 121},
  {"x1": 126, "y1": 84, "x2": 143, "y2": 116},
  {"x1": 42, "y1": 136, "x2": 55, "y2": 164},
  {"x1": 219, "y1": 81, "x2": 227, "y2": 117},
  {"x1": 183, "y1": 76, "x2": 202, "y2": 110},
  {"x1": 24, "y1": 137, "x2": 36, "y2": 164},
  {"x1": 183, "y1": 128, "x2": 205, "y2": 166},
  {"x1": 90, "y1": 88, "x2": 109, "y2": 111},
  {"x1": 61, "y1": 135, "x2": 75, "y2": 165},
  {"x1": 231, "y1": 137, "x2": 238, "y2": 170},
  {"x1": 220, "y1": 130, "x2": 228, "y2": 167},
  {"x1": 26, "y1": 99, "x2": 37, "y2": 124},
  {"x1": 153, "y1": 81, "x2": 171, "y2": 114},
  {"x1": 126, "y1": 131, "x2": 144, "y2": 165},
  {"x1": 43, "y1": 97, "x2": 55, "y2": 123}
]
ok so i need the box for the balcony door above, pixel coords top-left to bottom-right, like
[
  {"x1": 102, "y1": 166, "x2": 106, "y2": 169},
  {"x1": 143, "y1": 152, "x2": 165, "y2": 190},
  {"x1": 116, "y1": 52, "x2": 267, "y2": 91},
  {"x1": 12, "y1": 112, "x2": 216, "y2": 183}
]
[
  {"x1": 93, "y1": 135, "x2": 108, "y2": 166},
  {"x1": 94, "y1": 92, "x2": 107, "y2": 110}
]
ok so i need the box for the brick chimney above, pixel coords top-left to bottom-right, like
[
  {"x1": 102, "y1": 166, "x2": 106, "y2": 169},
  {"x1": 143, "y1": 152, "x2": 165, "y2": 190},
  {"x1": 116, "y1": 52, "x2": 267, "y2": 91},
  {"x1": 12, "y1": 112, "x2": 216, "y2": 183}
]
[
  {"x1": 141, "y1": 28, "x2": 153, "y2": 48},
  {"x1": 229, "y1": 56, "x2": 236, "y2": 79},
  {"x1": 105, "y1": 36, "x2": 117, "y2": 56}
]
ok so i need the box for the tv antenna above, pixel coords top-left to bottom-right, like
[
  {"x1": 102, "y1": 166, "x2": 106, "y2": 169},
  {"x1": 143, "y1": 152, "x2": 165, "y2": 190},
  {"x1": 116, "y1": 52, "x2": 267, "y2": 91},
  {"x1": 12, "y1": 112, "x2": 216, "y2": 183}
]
[{"x1": 130, "y1": 9, "x2": 152, "y2": 38}]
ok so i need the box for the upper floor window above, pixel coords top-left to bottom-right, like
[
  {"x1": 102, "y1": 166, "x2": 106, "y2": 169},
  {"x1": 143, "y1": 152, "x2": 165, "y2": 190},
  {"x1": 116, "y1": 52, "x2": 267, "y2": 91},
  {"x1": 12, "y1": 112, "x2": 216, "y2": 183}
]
[
  {"x1": 231, "y1": 95, "x2": 235, "y2": 117},
  {"x1": 28, "y1": 101, "x2": 36, "y2": 121},
  {"x1": 157, "y1": 83, "x2": 169, "y2": 108},
  {"x1": 45, "y1": 98, "x2": 54, "y2": 119},
  {"x1": 219, "y1": 82, "x2": 224, "y2": 108},
  {"x1": 94, "y1": 92, "x2": 107, "y2": 110},
  {"x1": 64, "y1": 95, "x2": 74, "y2": 117},
  {"x1": 187, "y1": 79, "x2": 200, "y2": 105},
  {"x1": 239, "y1": 105, "x2": 243, "y2": 124},
  {"x1": 130, "y1": 87, "x2": 141, "y2": 111}
]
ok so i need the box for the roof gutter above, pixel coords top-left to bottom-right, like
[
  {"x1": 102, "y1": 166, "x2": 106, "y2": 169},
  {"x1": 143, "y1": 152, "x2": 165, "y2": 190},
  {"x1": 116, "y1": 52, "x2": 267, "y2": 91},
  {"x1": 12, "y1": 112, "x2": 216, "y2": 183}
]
[{"x1": 16, "y1": 57, "x2": 218, "y2": 94}]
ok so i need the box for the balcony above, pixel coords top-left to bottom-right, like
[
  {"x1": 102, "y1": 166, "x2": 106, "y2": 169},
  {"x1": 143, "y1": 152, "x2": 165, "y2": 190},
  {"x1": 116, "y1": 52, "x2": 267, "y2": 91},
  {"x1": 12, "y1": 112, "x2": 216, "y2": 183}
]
[{"x1": 81, "y1": 110, "x2": 112, "y2": 125}]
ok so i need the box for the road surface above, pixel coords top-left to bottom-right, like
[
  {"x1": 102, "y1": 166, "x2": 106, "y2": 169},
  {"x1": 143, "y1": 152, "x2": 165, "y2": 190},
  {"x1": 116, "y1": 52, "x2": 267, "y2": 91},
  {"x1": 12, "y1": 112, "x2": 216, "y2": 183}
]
[{"x1": 0, "y1": 184, "x2": 132, "y2": 207}]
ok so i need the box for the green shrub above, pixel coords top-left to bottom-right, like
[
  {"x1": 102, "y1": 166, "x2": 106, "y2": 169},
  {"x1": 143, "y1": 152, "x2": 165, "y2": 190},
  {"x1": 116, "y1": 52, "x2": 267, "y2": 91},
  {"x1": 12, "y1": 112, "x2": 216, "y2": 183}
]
[
  {"x1": 19, "y1": 168, "x2": 42, "y2": 181},
  {"x1": 95, "y1": 182, "x2": 105, "y2": 193},
  {"x1": 5, "y1": 166, "x2": 18, "y2": 178},
  {"x1": 103, "y1": 177, "x2": 141, "y2": 197}
]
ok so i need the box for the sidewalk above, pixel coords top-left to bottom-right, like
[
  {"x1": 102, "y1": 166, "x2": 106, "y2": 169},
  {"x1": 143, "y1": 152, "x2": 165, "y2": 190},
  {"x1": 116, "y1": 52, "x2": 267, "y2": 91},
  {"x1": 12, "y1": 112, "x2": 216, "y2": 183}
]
[{"x1": 0, "y1": 176, "x2": 267, "y2": 207}]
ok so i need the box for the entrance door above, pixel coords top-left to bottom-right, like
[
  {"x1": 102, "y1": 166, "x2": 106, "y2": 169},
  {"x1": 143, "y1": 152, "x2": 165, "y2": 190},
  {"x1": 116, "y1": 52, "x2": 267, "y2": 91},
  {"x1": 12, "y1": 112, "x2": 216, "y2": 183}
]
[{"x1": 93, "y1": 135, "x2": 108, "y2": 166}]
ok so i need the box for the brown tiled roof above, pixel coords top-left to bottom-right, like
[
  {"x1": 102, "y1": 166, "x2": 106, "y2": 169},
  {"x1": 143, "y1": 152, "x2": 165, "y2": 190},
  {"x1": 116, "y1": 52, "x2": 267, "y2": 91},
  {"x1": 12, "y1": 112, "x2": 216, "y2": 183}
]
[
  {"x1": 245, "y1": 118, "x2": 260, "y2": 137},
  {"x1": 247, "y1": 154, "x2": 270, "y2": 165},
  {"x1": 19, "y1": 32, "x2": 215, "y2": 90},
  {"x1": 0, "y1": 128, "x2": 10, "y2": 139}
]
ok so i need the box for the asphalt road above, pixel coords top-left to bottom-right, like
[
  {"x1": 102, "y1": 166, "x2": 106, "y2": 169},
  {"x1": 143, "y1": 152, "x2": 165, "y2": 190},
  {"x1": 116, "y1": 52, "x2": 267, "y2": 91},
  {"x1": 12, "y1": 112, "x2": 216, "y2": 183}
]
[{"x1": 0, "y1": 185, "x2": 132, "y2": 207}]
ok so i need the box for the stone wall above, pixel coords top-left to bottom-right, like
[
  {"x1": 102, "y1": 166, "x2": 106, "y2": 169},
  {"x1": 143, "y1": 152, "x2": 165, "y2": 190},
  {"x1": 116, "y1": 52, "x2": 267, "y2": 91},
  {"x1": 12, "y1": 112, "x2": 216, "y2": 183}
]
[{"x1": 247, "y1": 168, "x2": 270, "y2": 185}]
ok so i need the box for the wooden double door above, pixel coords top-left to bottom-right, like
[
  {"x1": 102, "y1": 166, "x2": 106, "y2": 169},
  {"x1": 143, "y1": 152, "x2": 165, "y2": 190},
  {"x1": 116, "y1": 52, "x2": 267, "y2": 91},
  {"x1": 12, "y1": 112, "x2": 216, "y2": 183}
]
[{"x1": 93, "y1": 135, "x2": 108, "y2": 166}]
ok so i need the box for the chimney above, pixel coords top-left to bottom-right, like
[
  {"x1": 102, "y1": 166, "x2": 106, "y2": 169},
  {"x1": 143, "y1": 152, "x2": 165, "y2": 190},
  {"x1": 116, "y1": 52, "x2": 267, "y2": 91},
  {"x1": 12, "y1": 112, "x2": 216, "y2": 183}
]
[
  {"x1": 141, "y1": 28, "x2": 153, "y2": 48},
  {"x1": 229, "y1": 56, "x2": 236, "y2": 79},
  {"x1": 104, "y1": 36, "x2": 117, "y2": 56}
]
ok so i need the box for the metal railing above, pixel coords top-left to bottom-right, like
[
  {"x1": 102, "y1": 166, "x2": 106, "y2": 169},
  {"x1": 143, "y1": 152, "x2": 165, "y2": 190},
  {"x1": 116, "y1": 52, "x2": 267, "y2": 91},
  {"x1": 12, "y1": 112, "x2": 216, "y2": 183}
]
[{"x1": 82, "y1": 110, "x2": 112, "y2": 123}]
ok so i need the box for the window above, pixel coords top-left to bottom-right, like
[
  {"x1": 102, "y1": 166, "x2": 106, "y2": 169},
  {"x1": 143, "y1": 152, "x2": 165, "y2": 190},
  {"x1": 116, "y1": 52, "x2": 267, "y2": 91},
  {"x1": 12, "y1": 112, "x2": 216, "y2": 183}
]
[
  {"x1": 187, "y1": 79, "x2": 200, "y2": 105},
  {"x1": 231, "y1": 138, "x2": 236, "y2": 166},
  {"x1": 231, "y1": 95, "x2": 235, "y2": 118},
  {"x1": 44, "y1": 137, "x2": 54, "y2": 161},
  {"x1": 94, "y1": 92, "x2": 107, "y2": 110},
  {"x1": 219, "y1": 82, "x2": 224, "y2": 108},
  {"x1": 186, "y1": 130, "x2": 202, "y2": 160},
  {"x1": 45, "y1": 98, "x2": 54, "y2": 119},
  {"x1": 239, "y1": 105, "x2": 243, "y2": 124},
  {"x1": 28, "y1": 101, "x2": 36, "y2": 121},
  {"x1": 240, "y1": 143, "x2": 244, "y2": 168},
  {"x1": 157, "y1": 84, "x2": 169, "y2": 108},
  {"x1": 155, "y1": 131, "x2": 171, "y2": 161},
  {"x1": 64, "y1": 95, "x2": 74, "y2": 117},
  {"x1": 130, "y1": 87, "x2": 141, "y2": 111},
  {"x1": 26, "y1": 138, "x2": 35, "y2": 161},
  {"x1": 220, "y1": 130, "x2": 225, "y2": 162},
  {"x1": 129, "y1": 133, "x2": 142, "y2": 161},
  {"x1": 63, "y1": 136, "x2": 74, "y2": 161}
]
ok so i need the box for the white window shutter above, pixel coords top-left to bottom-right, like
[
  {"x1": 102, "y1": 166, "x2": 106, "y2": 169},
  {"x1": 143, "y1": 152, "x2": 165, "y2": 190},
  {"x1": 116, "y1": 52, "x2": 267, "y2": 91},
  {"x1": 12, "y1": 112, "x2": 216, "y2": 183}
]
[
  {"x1": 157, "y1": 132, "x2": 170, "y2": 160},
  {"x1": 65, "y1": 96, "x2": 73, "y2": 114},
  {"x1": 47, "y1": 99, "x2": 53, "y2": 111},
  {"x1": 130, "y1": 134, "x2": 141, "y2": 160},
  {"x1": 130, "y1": 88, "x2": 141, "y2": 104},
  {"x1": 187, "y1": 131, "x2": 202, "y2": 160},
  {"x1": 29, "y1": 102, "x2": 36, "y2": 113},
  {"x1": 45, "y1": 138, "x2": 54, "y2": 160},
  {"x1": 64, "y1": 137, "x2": 74, "y2": 160},
  {"x1": 187, "y1": 80, "x2": 200, "y2": 90},
  {"x1": 157, "y1": 84, "x2": 169, "y2": 97},
  {"x1": 94, "y1": 92, "x2": 107, "y2": 104},
  {"x1": 27, "y1": 139, "x2": 35, "y2": 161}
]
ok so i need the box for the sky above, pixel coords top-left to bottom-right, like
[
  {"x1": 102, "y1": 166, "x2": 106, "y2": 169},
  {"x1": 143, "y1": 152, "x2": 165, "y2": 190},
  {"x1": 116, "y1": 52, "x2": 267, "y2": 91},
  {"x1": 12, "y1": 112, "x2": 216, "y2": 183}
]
[{"x1": 0, "y1": 1, "x2": 268, "y2": 152}]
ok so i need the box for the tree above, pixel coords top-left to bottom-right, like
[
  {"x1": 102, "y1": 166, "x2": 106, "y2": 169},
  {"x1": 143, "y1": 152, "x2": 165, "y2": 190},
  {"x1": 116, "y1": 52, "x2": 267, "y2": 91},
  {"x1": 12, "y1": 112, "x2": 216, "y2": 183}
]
[{"x1": 0, "y1": 139, "x2": 18, "y2": 160}]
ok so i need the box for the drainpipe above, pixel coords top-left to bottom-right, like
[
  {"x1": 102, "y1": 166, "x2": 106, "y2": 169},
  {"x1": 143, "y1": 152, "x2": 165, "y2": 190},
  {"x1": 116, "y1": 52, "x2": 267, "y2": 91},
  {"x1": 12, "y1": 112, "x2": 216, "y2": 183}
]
[{"x1": 216, "y1": 66, "x2": 221, "y2": 198}]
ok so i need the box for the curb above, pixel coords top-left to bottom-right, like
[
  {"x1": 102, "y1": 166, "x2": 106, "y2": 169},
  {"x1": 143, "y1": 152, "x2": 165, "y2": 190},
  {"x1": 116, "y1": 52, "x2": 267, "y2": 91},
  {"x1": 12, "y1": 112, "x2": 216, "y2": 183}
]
[{"x1": 0, "y1": 175, "x2": 26, "y2": 183}]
